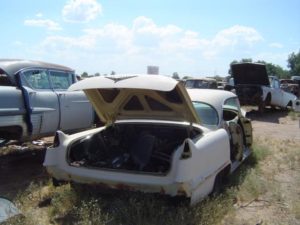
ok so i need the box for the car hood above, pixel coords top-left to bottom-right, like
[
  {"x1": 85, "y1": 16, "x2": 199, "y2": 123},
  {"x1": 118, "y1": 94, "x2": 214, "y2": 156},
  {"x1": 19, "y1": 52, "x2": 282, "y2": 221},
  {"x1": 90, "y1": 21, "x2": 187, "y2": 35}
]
[
  {"x1": 68, "y1": 75, "x2": 200, "y2": 124},
  {"x1": 231, "y1": 63, "x2": 270, "y2": 86}
]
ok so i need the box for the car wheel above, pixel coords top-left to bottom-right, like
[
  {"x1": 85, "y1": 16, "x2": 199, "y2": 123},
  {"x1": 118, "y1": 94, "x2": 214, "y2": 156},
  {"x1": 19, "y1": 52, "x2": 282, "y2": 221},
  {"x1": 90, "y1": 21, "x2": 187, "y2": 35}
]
[
  {"x1": 258, "y1": 100, "x2": 265, "y2": 113},
  {"x1": 228, "y1": 123, "x2": 244, "y2": 161}
]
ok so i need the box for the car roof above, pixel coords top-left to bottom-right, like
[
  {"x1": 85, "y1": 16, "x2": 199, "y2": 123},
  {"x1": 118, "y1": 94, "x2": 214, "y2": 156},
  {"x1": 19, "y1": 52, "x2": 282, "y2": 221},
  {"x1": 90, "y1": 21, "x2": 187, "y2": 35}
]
[
  {"x1": 0, "y1": 59, "x2": 74, "y2": 85},
  {"x1": 0, "y1": 59, "x2": 74, "y2": 76},
  {"x1": 187, "y1": 89, "x2": 237, "y2": 122}
]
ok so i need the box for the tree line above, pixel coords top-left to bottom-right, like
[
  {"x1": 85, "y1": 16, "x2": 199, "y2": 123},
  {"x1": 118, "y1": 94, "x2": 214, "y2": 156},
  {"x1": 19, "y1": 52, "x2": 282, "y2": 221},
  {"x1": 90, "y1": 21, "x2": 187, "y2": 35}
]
[
  {"x1": 80, "y1": 50, "x2": 300, "y2": 80},
  {"x1": 228, "y1": 49, "x2": 300, "y2": 79}
]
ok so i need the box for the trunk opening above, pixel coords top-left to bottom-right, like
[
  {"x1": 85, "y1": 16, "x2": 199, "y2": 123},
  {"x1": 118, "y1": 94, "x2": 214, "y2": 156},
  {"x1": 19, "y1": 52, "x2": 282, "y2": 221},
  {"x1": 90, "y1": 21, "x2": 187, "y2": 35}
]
[{"x1": 67, "y1": 123, "x2": 201, "y2": 175}]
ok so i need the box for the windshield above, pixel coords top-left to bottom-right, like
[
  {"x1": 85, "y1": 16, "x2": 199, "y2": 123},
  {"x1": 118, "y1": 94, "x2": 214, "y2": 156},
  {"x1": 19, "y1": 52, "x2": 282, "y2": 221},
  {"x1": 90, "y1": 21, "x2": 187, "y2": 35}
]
[{"x1": 192, "y1": 102, "x2": 219, "y2": 127}]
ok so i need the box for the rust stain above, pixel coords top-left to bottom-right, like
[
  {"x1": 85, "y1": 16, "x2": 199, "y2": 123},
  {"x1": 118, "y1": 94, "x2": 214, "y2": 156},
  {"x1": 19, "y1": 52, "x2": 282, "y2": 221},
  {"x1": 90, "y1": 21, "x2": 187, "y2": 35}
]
[
  {"x1": 160, "y1": 187, "x2": 165, "y2": 194},
  {"x1": 115, "y1": 183, "x2": 135, "y2": 191},
  {"x1": 177, "y1": 185, "x2": 188, "y2": 196}
]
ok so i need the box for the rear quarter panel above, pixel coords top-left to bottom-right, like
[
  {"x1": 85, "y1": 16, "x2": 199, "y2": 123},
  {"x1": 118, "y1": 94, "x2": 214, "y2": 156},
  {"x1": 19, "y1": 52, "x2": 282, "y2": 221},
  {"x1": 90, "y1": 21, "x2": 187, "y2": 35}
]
[
  {"x1": 0, "y1": 87, "x2": 25, "y2": 116},
  {"x1": 175, "y1": 129, "x2": 231, "y2": 186}
]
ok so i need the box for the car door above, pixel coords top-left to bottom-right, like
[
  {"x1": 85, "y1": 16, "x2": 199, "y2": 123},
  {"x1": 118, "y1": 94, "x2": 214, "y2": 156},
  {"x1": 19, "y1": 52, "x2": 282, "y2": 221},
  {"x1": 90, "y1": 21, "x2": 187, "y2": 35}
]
[
  {"x1": 20, "y1": 69, "x2": 60, "y2": 136},
  {"x1": 49, "y1": 70, "x2": 94, "y2": 131},
  {"x1": 270, "y1": 78, "x2": 283, "y2": 106}
]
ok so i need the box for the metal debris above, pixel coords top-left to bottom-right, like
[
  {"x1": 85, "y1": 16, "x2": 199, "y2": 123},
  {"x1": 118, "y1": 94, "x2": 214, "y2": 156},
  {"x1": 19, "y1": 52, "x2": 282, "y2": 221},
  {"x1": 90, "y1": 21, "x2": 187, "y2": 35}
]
[{"x1": 0, "y1": 197, "x2": 20, "y2": 223}]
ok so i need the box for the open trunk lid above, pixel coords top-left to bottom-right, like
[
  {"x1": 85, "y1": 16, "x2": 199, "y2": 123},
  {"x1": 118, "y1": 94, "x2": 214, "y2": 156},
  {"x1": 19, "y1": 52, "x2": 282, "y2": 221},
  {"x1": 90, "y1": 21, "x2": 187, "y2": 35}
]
[
  {"x1": 231, "y1": 63, "x2": 270, "y2": 86},
  {"x1": 68, "y1": 75, "x2": 200, "y2": 124}
]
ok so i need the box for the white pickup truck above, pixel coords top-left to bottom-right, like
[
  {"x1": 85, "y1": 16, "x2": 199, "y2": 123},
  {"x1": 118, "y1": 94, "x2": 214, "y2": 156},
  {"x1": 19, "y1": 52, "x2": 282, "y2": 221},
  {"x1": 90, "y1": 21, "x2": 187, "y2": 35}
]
[
  {"x1": 0, "y1": 59, "x2": 95, "y2": 146},
  {"x1": 230, "y1": 63, "x2": 297, "y2": 112}
]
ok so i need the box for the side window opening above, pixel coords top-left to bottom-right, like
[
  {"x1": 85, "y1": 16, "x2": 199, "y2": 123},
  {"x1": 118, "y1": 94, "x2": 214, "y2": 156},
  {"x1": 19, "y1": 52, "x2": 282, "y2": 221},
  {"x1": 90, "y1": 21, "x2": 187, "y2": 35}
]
[
  {"x1": 23, "y1": 70, "x2": 51, "y2": 89},
  {"x1": 49, "y1": 71, "x2": 73, "y2": 90},
  {"x1": 193, "y1": 102, "x2": 219, "y2": 126},
  {"x1": 224, "y1": 97, "x2": 240, "y2": 110}
]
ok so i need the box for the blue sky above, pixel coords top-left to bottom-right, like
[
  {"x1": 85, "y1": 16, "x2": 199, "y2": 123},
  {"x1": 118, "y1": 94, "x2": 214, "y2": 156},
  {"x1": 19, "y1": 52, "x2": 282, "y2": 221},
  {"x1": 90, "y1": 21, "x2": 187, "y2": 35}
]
[{"x1": 1, "y1": 0, "x2": 300, "y2": 77}]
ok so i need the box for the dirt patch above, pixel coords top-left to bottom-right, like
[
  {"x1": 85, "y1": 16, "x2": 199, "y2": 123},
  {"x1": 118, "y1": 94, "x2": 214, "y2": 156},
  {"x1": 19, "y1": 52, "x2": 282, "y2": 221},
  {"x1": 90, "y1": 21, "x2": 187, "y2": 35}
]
[{"x1": 247, "y1": 108, "x2": 300, "y2": 140}]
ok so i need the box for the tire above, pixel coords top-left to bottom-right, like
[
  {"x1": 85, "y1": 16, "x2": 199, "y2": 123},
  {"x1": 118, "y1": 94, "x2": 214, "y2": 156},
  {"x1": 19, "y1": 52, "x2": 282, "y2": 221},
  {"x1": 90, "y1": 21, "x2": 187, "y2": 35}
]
[
  {"x1": 258, "y1": 100, "x2": 265, "y2": 114},
  {"x1": 229, "y1": 123, "x2": 244, "y2": 161}
]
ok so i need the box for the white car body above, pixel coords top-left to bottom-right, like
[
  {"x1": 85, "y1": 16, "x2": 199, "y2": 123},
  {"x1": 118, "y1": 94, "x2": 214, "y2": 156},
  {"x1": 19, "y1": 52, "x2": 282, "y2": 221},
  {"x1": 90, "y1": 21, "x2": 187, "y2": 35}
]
[
  {"x1": 44, "y1": 75, "x2": 252, "y2": 205},
  {"x1": 266, "y1": 76, "x2": 297, "y2": 108},
  {"x1": 231, "y1": 63, "x2": 297, "y2": 111}
]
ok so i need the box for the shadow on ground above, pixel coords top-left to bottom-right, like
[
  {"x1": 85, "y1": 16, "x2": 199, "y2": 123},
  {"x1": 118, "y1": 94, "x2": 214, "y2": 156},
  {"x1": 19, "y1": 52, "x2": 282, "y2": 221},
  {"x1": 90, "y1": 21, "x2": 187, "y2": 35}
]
[
  {"x1": 246, "y1": 107, "x2": 289, "y2": 123},
  {"x1": 0, "y1": 145, "x2": 48, "y2": 200}
]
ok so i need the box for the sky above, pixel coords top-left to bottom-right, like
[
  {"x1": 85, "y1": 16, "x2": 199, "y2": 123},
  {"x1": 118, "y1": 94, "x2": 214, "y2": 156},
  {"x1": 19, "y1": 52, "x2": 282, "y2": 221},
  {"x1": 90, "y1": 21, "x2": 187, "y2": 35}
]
[{"x1": 1, "y1": 0, "x2": 300, "y2": 77}]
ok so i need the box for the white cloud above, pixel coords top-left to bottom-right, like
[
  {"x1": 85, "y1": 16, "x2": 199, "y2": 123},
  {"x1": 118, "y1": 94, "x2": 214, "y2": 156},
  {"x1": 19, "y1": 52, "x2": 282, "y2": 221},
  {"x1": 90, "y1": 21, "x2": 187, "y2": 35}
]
[
  {"x1": 269, "y1": 42, "x2": 283, "y2": 48},
  {"x1": 36, "y1": 13, "x2": 43, "y2": 18},
  {"x1": 24, "y1": 19, "x2": 62, "y2": 31},
  {"x1": 33, "y1": 17, "x2": 266, "y2": 75},
  {"x1": 202, "y1": 25, "x2": 264, "y2": 59},
  {"x1": 62, "y1": 0, "x2": 102, "y2": 23},
  {"x1": 133, "y1": 16, "x2": 182, "y2": 37},
  {"x1": 35, "y1": 12, "x2": 43, "y2": 18}
]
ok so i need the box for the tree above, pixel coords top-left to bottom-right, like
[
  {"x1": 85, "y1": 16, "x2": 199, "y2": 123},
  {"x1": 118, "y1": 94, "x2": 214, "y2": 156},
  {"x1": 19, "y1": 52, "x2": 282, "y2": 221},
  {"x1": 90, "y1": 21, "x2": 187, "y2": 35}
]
[
  {"x1": 172, "y1": 72, "x2": 180, "y2": 80},
  {"x1": 94, "y1": 72, "x2": 100, "y2": 76},
  {"x1": 287, "y1": 50, "x2": 300, "y2": 76},
  {"x1": 111, "y1": 71, "x2": 116, "y2": 75},
  {"x1": 265, "y1": 63, "x2": 289, "y2": 79},
  {"x1": 81, "y1": 72, "x2": 88, "y2": 78},
  {"x1": 182, "y1": 76, "x2": 193, "y2": 80},
  {"x1": 240, "y1": 58, "x2": 253, "y2": 63}
]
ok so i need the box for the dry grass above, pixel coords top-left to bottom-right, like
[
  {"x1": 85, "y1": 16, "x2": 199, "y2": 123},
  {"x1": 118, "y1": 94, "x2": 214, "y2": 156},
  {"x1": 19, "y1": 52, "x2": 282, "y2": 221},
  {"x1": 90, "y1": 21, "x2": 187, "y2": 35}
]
[{"x1": 288, "y1": 110, "x2": 300, "y2": 120}]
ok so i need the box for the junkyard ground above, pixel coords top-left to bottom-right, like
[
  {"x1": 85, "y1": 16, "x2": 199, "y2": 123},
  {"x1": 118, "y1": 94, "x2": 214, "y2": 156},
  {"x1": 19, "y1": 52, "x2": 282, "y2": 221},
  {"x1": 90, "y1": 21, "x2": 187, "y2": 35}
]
[{"x1": 0, "y1": 108, "x2": 299, "y2": 225}]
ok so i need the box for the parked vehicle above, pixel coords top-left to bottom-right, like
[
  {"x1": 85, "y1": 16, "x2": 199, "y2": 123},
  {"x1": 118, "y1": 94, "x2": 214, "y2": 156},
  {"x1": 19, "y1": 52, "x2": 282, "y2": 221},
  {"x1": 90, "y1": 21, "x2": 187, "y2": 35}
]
[
  {"x1": 217, "y1": 81, "x2": 226, "y2": 90},
  {"x1": 291, "y1": 76, "x2": 300, "y2": 97},
  {"x1": 44, "y1": 75, "x2": 252, "y2": 205},
  {"x1": 230, "y1": 63, "x2": 297, "y2": 112},
  {"x1": 0, "y1": 59, "x2": 95, "y2": 146},
  {"x1": 184, "y1": 78, "x2": 218, "y2": 89},
  {"x1": 280, "y1": 79, "x2": 299, "y2": 97}
]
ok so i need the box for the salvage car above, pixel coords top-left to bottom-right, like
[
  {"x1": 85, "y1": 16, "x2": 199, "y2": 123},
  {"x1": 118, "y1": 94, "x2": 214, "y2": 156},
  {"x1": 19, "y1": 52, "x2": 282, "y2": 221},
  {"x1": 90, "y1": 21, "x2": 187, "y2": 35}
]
[
  {"x1": 0, "y1": 59, "x2": 95, "y2": 146},
  {"x1": 280, "y1": 79, "x2": 299, "y2": 97},
  {"x1": 185, "y1": 78, "x2": 218, "y2": 89},
  {"x1": 231, "y1": 63, "x2": 297, "y2": 112},
  {"x1": 44, "y1": 75, "x2": 252, "y2": 205}
]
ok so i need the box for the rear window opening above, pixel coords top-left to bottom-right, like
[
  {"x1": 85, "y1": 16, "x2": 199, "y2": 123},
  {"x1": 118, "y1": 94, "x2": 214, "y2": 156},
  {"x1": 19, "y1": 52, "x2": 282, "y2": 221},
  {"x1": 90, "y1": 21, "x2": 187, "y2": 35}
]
[{"x1": 0, "y1": 73, "x2": 13, "y2": 86}]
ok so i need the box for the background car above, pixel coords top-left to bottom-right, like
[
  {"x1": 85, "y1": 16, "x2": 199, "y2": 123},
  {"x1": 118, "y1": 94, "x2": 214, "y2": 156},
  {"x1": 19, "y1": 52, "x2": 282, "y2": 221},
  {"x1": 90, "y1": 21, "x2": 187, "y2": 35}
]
[
  {"x1": 184, "y1": 78, "x2": 218, "y2": 89},
  {"x1": 0, "y1": 59, "x2": 95, "y2": 146},
  {"x1": 230, "y1": 63, "x2": 297, "y2": 112},
  {"x1": 44, "y1": 75, "x2": 252, "y2": 205},
  {"x1": 280, "y1": 79, "x2": 299, "y2": 97}
]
